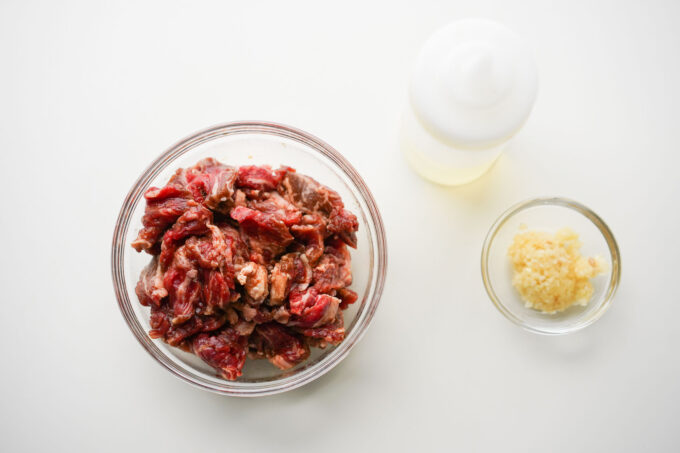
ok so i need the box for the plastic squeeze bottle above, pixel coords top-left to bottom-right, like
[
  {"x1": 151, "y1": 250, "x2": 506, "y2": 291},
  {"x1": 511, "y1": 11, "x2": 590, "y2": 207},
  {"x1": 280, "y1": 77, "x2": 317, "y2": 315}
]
[{"x1": 401, "y1": 19, "x2": 538, "y2": 185}]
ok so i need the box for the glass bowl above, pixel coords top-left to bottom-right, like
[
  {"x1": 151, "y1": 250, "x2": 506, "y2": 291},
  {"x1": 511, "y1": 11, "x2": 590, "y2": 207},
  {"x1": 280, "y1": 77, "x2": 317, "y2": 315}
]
[
  {"x1": 481, "y1": 197, "x2": 621, "y2": 335},
  {"x1": 111, "y1": 121, "x2": 387, "y2": 396}
]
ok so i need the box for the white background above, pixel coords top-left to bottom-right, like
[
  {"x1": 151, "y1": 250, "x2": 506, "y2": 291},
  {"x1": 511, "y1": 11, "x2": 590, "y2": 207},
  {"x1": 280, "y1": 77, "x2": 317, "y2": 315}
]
[{"x1": 1, "y1": 0, "x2": 679, "y2": 451}]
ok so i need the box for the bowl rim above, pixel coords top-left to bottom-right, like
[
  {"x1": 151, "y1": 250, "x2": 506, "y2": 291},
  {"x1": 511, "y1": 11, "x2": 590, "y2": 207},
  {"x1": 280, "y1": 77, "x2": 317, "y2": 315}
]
[
  {"x1": 111, "y1": 121, "x2": 387, "y2": 396},
  {"x1": 480, "y1": 197, "x2": 621, "y2": 335}
]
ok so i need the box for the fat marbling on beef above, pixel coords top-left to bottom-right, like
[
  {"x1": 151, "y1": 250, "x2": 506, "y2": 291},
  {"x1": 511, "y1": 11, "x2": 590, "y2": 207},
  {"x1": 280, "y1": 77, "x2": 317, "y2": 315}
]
[{"x1": 132, "y1": 158, "x2": 359, "y2": 380}]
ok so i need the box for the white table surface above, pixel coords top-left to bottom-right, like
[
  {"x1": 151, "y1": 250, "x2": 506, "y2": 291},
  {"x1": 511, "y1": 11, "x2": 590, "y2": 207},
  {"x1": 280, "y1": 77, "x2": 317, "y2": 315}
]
[{"x1": 2, "y1": 0, "x2": 679, "y2": 451}]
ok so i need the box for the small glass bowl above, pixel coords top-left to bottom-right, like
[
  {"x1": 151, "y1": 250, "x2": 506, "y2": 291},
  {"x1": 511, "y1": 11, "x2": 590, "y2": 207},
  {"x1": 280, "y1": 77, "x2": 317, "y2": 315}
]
[
  {"x1": 111, "y1": 121, "x2": 387, "y2": 396},
  {"x1": 481, "y1": 197, "x2": 621, "y2": 335}
]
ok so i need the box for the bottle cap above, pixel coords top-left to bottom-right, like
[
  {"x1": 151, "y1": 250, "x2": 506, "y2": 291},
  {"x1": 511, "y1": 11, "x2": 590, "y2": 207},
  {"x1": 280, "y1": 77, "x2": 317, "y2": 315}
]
[{"x1": 410, "y1": 19, "x2": 538, "y2": 149}]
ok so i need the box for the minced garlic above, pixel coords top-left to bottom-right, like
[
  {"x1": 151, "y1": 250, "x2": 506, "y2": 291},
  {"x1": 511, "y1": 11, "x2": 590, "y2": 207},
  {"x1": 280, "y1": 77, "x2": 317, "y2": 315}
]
[{"x1": 508, "y1": 227, "x2": 607, "y2": 313}]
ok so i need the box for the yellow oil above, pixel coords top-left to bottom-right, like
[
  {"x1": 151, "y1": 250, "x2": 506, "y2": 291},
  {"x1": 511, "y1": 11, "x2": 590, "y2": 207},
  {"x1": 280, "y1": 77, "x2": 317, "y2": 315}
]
[{"x1": 400, "y1": 108, "x2": 505, "y2": 186}]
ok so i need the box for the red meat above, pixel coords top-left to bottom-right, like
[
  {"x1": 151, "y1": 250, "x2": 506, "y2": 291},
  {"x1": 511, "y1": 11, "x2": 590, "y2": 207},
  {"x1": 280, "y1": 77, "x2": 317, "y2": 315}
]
[
  {"x1": 236, "y1": 165, "x2": 290, "y2": 191},
  {"x1": 337, "y1": 288, "x2": 359, "y2": 310},
  {"x1": 159, "y1": 205, "x2": 213, "y2": 269},
  {"x1": 162, "y1": 246, "x2": 201, "y2": 325},
  {"x1": 230, "y1": 206, "x2": 293, "y2": 263},
  {"x1": 279, "y1": 172, "x2": 343, "y2": 215},
  {"x1": 201, "y1": 269, "x2": 231, "y2": 313},
  {"x1": 290, "y1": 214, "x2": 327, "y2": 264},
  {"x1": 249, "y1": 191, "x2": 302, "y2": 226},
  {"x1": 251, "y1": 323, "x2": 310, "y2": 370},
  {"x1": 132, "y1": 160, "x2": 358, "y2": 381},
  {"x1": 131, "y1": 169, "x2": 193, "y2": 253},
  {"x1": 269, "y1": 252, "x2": 312, "y2": 305},
  {"x1": 279, "y1": 172, "x2": 358, "y2": 248},
  {"x1": 296, "y1": 311, "x2": 345, "y2": 346},
  {"x1": 193, "y1": 329, "x2": 248, "y2": 380},
  {"x1": 288, "y1": 291, "x2": 340, "y2": 328},
  {"x1": 135, "y1": 257, "x2": 167, "y2": 307},
  {"x1": 312, "y1": 240, "x2": 353, "y2": 293},
  {"x1": 185, "y1": 158, "x2": 237, "y2": 213},
  {"x1": 328, "y1": 208, "x2": 359, "y2": 248}
]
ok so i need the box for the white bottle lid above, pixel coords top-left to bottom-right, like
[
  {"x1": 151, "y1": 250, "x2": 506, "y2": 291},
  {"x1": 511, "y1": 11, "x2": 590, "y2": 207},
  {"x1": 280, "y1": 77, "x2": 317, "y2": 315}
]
[{"x1": 410, "y1": 19, "x2": 538, "y2": 149}]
